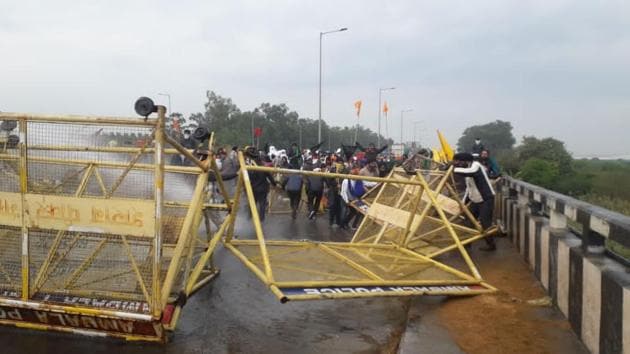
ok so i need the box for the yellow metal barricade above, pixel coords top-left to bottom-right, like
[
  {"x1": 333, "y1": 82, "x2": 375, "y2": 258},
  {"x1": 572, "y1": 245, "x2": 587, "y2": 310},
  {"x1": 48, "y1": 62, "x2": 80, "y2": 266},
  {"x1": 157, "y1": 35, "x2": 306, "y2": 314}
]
[
  {"x1": 224, "y1": 154, "x2": 497, "y2": 302},
  {"x1": 0, "y1": 110, "x2": 228, "y2": 341}
]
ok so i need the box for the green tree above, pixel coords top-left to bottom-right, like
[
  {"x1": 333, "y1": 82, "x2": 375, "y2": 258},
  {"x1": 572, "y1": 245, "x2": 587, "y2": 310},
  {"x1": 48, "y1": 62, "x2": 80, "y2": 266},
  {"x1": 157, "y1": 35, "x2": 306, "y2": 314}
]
[
  {"x1": 517, "y1": 136, "x2": 573, "y2": 173},
  {"x1": 456, "y1": 120, "x2": 516, "y2": 154},
  {"x1": 184, "y1": 90, "x2": 392, "y2": 152},
  {"x1": 516, "y1": 158, "x2": 560, "y2": 189}
]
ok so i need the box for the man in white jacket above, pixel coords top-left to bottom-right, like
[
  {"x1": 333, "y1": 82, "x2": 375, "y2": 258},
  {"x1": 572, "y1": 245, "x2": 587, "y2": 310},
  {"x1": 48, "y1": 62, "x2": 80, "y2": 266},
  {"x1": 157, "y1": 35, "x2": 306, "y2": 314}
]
[{"x1": 453, "y1": 152, "x2": 496, "y2": 251}]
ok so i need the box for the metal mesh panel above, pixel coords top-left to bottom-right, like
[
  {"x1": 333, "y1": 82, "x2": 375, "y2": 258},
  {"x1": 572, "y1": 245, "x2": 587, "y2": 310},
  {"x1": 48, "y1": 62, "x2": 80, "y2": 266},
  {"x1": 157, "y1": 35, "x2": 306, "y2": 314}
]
[
  {"x1": 325, "y1": 245, "x2": 460, "y2": 281},
  {"x1": 0, "y1": 226, "x2": 22, "y2": 297},
  {"x1": 29, "y1": 230, "x2": 153, "y2": 306},
  {"x1": 0, "y1": 117, "x2": 21, "y2": 199},
  {"x1": 232, "y1": 242, "x2": 461, "y2": 283}
]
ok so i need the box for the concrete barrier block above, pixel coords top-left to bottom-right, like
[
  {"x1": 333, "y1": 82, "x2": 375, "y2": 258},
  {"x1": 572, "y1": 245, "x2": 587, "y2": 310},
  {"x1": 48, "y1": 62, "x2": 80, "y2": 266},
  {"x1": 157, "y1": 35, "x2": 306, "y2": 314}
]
[{"x1": 582, "y1": 256, "x2": 602, "y2": 354}]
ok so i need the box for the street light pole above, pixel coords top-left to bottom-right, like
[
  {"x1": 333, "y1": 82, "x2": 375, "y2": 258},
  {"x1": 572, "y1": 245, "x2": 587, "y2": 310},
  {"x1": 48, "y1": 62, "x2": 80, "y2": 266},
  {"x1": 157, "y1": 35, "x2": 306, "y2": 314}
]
[
  {"x1": 318, "y1": 27, "x2": 348, "y2": 143},
  {"x1": 377, "y1": 87, "x2": 395, "y2": 147},
  {"x1": 400, "y1": 109, "x2": 413, "y2": 145},
  {"x1": 158, "y1": 93, "x2": 171, "y2": 114}
]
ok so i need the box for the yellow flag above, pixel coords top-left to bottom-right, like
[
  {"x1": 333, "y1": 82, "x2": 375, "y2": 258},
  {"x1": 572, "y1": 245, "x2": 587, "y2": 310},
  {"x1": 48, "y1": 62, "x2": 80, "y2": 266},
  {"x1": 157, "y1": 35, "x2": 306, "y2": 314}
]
[
  {"x1": 354, "y1": 100, "x2": 362, "y2": 117},
  {"x1": 431, "y1": 148, "x2": 442, "y2": 163},
  {"x1": 437, "y1": 130, "x2": 454, "y2": 161},
  {"x1": 383, "y1": 101, "x2": 389, "y2": 114}
]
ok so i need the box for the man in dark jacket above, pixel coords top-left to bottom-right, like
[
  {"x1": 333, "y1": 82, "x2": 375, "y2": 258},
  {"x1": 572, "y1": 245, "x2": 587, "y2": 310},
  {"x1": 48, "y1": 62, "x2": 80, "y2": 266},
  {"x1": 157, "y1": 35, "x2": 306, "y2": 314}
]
[
  {"x1": 453, "y1": 152, "x2": 496, "y2": 251},
  {"x1": 305, "y1": 165, "x2": 324, "y2": 219},
  {"x1": 281, "y1": 167, "x2": 303, "y2": 219},
  {"x1": 325, "y1": 165, "x2": 342, "y2": 227},
  {"x1": 245, "y1": 147, "x2": 277, "y2": 222}
]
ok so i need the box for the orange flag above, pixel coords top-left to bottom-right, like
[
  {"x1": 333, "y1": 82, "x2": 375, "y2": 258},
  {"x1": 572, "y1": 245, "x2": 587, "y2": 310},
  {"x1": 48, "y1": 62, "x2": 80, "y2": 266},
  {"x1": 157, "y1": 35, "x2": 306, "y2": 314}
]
[
  {"x1": 354, "y1": 100, "x2": 362, "y2": 117},
  {"x1": 383, "y1": 101, "x2": 389, "y2": 115}
]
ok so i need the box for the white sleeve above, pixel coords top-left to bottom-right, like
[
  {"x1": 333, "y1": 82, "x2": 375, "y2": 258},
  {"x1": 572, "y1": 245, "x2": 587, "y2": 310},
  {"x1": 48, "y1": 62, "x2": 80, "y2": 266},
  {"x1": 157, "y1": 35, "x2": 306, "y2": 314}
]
[
  {"x1": 363, "y1": 181, "x2": 378, "y2": 188},
  {"x1": 341, "y1": 179, "x2": 350, "y2": 203},
  {"x1": 454, "y1": 162, "x2": 481, "y2": 175}
]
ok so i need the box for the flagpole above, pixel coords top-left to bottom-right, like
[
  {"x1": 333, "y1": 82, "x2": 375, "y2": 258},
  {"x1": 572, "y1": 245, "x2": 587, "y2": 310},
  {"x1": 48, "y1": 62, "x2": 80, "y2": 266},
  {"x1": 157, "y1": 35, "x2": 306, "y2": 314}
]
[
  {"x1": 384, "y1": 105, "x2": 389, "y2": 144},
  {"x1": 353, "y1": 100, "x2": 362, "y2": 144},
  {"x1": 318, "y1": 27, "x2": 348, "y2": 144}
]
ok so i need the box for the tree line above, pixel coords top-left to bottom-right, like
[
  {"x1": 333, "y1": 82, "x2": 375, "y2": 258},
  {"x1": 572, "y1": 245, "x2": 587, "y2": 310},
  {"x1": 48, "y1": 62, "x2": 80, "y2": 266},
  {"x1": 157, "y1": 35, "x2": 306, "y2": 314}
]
[
  {"x1": 455, "y1": 119, "x2": 619, "y2": 204},
  {"x1": 169, "y1": 91, "x2": 393, "y2": 151}
]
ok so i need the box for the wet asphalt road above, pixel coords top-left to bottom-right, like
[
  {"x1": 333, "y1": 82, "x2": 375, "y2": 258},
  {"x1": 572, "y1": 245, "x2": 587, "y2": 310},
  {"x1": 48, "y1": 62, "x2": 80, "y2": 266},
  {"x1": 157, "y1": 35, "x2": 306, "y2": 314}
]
[
  {"x1": 0, "y1": 200, "x2": 588, "y2": 354},
  {"x1": 0, "y1": 208, "x2": 412, "y2": 354}
]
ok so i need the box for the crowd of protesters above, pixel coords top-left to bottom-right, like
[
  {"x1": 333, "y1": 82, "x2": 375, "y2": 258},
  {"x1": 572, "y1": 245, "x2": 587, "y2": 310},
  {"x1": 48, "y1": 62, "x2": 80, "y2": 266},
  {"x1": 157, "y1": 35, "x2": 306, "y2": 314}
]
[
  {"x1": 242, "y1": 141, "x2": 395, "y2": 230},
  {"x1": 177, "y1": 129, "x2": 502, "y2": 249}
]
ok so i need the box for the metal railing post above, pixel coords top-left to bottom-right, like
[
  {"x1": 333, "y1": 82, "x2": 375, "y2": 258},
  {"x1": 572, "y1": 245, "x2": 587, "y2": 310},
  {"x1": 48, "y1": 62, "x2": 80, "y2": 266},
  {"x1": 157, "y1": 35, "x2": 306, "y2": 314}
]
[
  {"x1": 152, "y1": 106, "x2": 165, "y2": 318},
  {"x1": 18, "y1": 119, "x2": 29, "y2": 300}
]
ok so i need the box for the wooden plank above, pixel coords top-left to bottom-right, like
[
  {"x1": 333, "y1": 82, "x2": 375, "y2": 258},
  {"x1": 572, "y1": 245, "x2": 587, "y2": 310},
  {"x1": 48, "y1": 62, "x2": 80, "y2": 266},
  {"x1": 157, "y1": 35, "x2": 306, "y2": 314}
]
[
  {"x1": 391, "y1": 174, "x2": 460, "y2": 215},
  {"x1": 367, "y1": 203, "x2": 419, "y2": 230},
  {"x1": 23, "y1": 194, "x2": 155, "y2": 237}
]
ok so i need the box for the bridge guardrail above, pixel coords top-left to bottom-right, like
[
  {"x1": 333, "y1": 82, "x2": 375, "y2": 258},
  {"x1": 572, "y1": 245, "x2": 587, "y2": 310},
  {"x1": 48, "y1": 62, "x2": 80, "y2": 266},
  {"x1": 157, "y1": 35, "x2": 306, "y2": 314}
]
[
  {"x1": 503, "y1": 176, "x2": 630, "y2": 259},
  {"x1": 498, "y1": 176, "x2": 630, "y2": 353}
]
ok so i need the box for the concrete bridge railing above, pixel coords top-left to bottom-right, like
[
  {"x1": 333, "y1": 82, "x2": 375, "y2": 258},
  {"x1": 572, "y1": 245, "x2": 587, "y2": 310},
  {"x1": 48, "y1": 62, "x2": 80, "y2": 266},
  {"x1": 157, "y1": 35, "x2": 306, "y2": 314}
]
[{"x1": 497, "y1": 177, "x2": 630, "y2": 354}]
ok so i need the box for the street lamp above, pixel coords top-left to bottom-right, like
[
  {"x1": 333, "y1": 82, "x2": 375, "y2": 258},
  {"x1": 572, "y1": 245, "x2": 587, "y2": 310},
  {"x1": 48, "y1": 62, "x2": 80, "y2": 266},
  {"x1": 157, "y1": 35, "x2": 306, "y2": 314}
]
[
  {"x1": 377, "y1": 87, "x2": 395, "y2": 147},
  {"x1": 400, "y1": 109, "x2": 413, "y2": 145},
  {"x1": 318, "y1": 27, "x2": 348, "y2": 143},
  {"x1": 157, "y1": 93, "x2": 171, "y2": 114}
]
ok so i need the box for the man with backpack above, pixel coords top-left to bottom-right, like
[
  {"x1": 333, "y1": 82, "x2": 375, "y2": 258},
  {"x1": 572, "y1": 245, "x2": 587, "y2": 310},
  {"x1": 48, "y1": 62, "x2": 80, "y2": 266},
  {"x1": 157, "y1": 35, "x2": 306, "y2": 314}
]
[{"x1": 281, "y1": 167, "x2": 304, "y2": 219}]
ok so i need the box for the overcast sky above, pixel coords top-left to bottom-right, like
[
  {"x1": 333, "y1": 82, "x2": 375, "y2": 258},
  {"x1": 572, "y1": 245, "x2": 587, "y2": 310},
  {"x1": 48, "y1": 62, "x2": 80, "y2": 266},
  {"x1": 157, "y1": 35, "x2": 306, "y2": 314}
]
[{"x1": 1, "y1": 0, "x2": 629, "y2": 157}]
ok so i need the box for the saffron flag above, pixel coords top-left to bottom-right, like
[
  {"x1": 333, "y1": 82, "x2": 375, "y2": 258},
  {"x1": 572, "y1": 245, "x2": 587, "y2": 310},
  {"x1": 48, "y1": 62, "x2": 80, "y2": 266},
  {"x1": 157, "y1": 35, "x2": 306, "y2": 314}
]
[
  {"x1": 383, "y1": 101, "x2": 389, "y2": 114},
  {"x1": 354, "y1": 100, "x2": 362, "y2": 117},
  {"x1": 431, "y1": 148, "x2": 442, "y2": 163},
  {"x1": 437, "y1": 130, "x2": 454, "y2": 161}
]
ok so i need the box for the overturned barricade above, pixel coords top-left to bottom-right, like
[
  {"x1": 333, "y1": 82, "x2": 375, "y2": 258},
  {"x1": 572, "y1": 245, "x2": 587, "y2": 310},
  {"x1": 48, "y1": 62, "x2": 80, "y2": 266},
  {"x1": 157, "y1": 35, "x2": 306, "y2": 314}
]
[
  {"x1": 0, "y1": 104, "x2": 497, "y2": 341},
  {"x1": 0, "y1": 106, "x2": 229, "y2": 342},
  {"x1": 225, "y1": 158, "x2": 497, "y2": 302}
]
